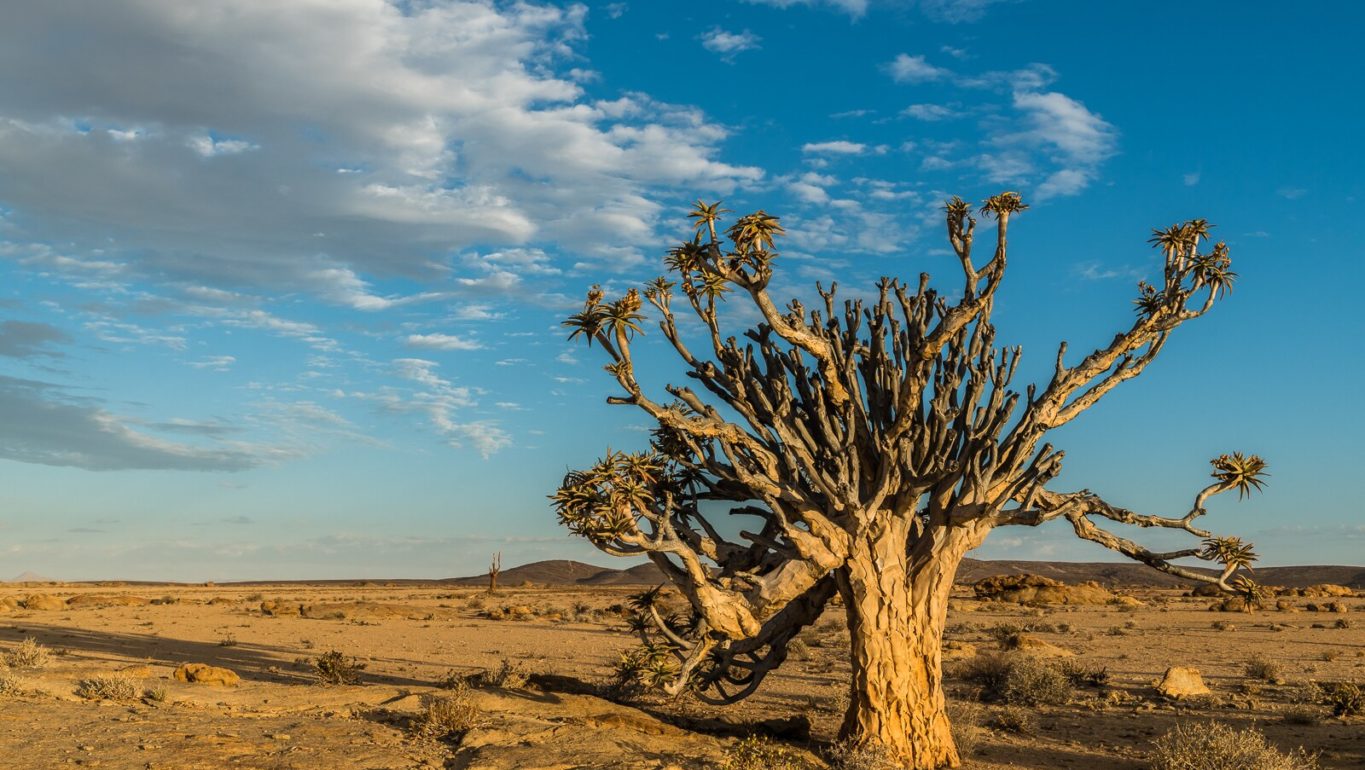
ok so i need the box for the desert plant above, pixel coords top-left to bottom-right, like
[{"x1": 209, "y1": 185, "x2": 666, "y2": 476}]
[
  {"x1": 143, "y1": 686, "x2": 168, "y2": 703},
  {"x1": 312, "y1": 650, "x2": 366, "y2": 685},
  {"x1": 553, "y1": 197, "x2": 1264, "y2": 768},
  {"x1": 1244, "y1": 655, "x2": 1283, "y2": 684},
  {"x1": 1281, "y1": 705, "x2": 1319, "y2": 725},
  {"x1": 955, "y1": 653, "x2": 1070, "y2": 706},
  {"x1": 1059, "y1": 659, "x2": 1110, "y2": 688},
  {"x1": 984, "y1": 705, "x2": 1035, "y2": 734},
  {"x1": 415, "y1": 683, "x2": 481, "y2": 739},
  {"x1": 4, "y1": 638, "x2": 51, "y2": 669},
  {"x1": 1317, "y1": 681, "x2": 1362, "y2": 716},
  {"x1": 825, "y1": 740, "x2": 900, "y2": 770},
  {"x1": 472, "y1": 658, "x2": 528, "y2": 689},
  {"x1": 0, "y1": 672, "x2": 22, "y2": 695},
  {"x1": 75, "y1": 673, "x2": 138, "y2": 701},
  {"x1": 487, "y1": 551, "x2": 501, "y2": 593},
  {"x1": 719, "y1": 735, "x2": 809, "y2": 770},
  {"x1": 1149, "y1": 722, "x2": 1317, "y2": 770}
]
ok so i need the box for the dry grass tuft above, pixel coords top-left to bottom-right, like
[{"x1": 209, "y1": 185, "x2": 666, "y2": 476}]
[
  {"x1": 4, "y1": 638, "x2": 51, "y2": 669},
  {"x1": 75, "y1": 673, "x2": 138, "y2": 701},
  {"x1": 824, "y1": 740, "x2": 899, "y2": 769},
  {"x1": 1149, "y1": 722, "x2": 1317, "y2": 770},
  {"x1": 414, "y1": 682, "x2": 482, "y2": 740},
  {"x1": 312, "y1": 650, "x2": 366, "y2": 685},
  {"x1": 472, "y1": 658, "x2": 529, "y2": 689},
  {"x1": 719, "y1": 735, "x2": 810, "y2": 770},
  {"x1": 955, "y1": 653, "x2": 1071, "y2": 706},
  {"x1": 1243, "y1": 655, "x2": 1283, "y2": 683}
]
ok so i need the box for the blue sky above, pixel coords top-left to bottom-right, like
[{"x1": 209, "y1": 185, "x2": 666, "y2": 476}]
[{"x1": 0, "y1": 0, "x2": 1360, "y2": 580}]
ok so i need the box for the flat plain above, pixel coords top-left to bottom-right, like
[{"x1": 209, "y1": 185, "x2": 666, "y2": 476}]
[{"x1": 0, "y1": 571, "x2": 1361, "y2": 769}]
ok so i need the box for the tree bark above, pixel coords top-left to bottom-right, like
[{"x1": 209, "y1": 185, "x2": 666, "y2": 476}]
[{"x1": 837, "y1": 521, "x2": 965, "y2": 769}]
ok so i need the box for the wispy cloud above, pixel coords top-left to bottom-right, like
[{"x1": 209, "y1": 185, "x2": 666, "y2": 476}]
[
  {"x1": 886, "y1": 54, "x2": 950, "y2": 84},
  {"x1": 700, "y1": 28, "x2": 762, "y2": 60},
  {"x1": 405, "y1": 333, "x2": 483, "y2": 351}
]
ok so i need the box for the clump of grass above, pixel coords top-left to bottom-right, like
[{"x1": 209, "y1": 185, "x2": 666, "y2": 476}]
[
  {"x1": 143, "y1": 686, "x2": 168, "y2": 703},
  {"x1": 787, "y1": 638, "x2": 813, "y2": 661},
  {"x1": 472, "y1": 657, "x2": 528, "y2": 689},
  {"x1": 1149, "y1": 722, "x2": 1318, "y2": 770},
  {"x1": 720, "y1": 735, "x2": 809, "y2": 770},
  {"x1": 312, "y1": 650, "x2": 366, "y2": 685},
  {"x1": 824, "y1": 740, "x2": 899, "y2": 769},
  {"x1": 1281, "y1": 705, "x2": 1319, "y2": 725},
  {"x1": 947, "y1": 700, "x2": 983, "y2": 758},
  {"x1": 414, "y1": 682, "x2": 481, "y2": 740},
  {"x1": 1059, "y1": 659, "x2": 1110, "y2": 688},
  {"x1": 75, "y1": 673, "x2": 138, "y2": 701},
  {"x1": 954, "y1": 653, "x2": 1071, "y2": 706},
  {"x1": 4, "y1": 638, "x2": 51, "y2": 670},
  {"x1": 1244, "y1": 655, "x2": 1283, "y2": 684},
  {"x1": 1210, "y1": 620, "x2": 1235, "y2": 631},
  {"x1": 1317, "y1": 681, "x2": 1362, "y2": 717},
  {"x1": 218, "y1": 634, "x2": 239, "y2": 647},
  {"x1": 0, "y1": 672, "x2": 23, "y2": 695},
  {"x1": 985, "y1": 705, "x2": 1036, "y2": 734}
]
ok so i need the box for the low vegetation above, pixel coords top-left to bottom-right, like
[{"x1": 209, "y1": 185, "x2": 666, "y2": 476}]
[
  {"x1": 414, "y1": 683, "x2": 481, "y2": 740},
  {"x1": 4, "y1": 638, "x2": 51, "y2": 669},
  {"x1": 312, "y1": 650, "x2": 366, "y2": 685},
  {"x1": 1148, "y1": 722, "x2": 1317, "y2": 770},
  {"x1": 75, "y1": 673, "x2": 138, "y2": 701}
]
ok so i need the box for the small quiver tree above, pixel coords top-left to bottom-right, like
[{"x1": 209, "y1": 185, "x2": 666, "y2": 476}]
[
  {"x1": 552, "y1": 194, "x2": 1269, "y2": 769},
  {"x1": 488, "y1": 551, "x2": 501, "y2": 594}
]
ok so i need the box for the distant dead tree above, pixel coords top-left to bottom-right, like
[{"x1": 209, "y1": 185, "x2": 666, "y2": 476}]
[
  {"x1": 488, "y1": 551, "x2": 501, "y2": 594},
  {"x1": 553, "y1": 194, "x2": 1268, "y2": 768}
]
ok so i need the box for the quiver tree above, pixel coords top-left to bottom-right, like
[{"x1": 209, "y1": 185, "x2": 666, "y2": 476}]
[
  {"x1": 552, "y1": 193, "x2": 1268, "y2": 769},
  {"x1": 488, "y1": 551, "x2": 501, "y2": 593}
]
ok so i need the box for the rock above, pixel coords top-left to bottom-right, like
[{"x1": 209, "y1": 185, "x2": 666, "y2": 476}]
[
  {"x1": 1155, "y1": 667, "x2": 1211, "y2": 699},
  {"x1": 66, "y1": 595, "x2": 148, "y2": 609},
  {"x1": 1300, "y1": 584, "x2": 1355, "y2": 598},
  {"x1": 1275, "y1": 599, "x2": 1298, "y2": 612},
  {"x1": 259, "y1": 600, "x2": 301, "y2": 617},
  {"x1": 173, "y1": 663, "x2": 240, "y2": 687},
  {"x1": 1008, "y1": 635, "x2": 1075, "y2": 657},
  {"x1": 972, "y1": 574, "x2": 1115, "y2": 605},
  {"x1": 1209, "y1": 597, "x2": 1258, "y2": 612},
  {"x1": 21, "y1": 594, "x2": 67, "y2": 611},
  {"x1": 942, "y1": 640, "x2": 978, "y2": 660},
  {"x1": 1191, "y1": 583, "x2": 1224, "y2": 597},
  {"x1": 1109, "y1": 596, "x2": 1145, "y2": 608}
]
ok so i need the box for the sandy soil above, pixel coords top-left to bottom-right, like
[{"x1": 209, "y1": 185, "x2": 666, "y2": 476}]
[{"x1": 0, "y1": 582, "x2": 1360, "y2": 769}]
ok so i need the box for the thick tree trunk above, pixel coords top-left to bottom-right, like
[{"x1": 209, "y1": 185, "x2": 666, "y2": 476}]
[{"x1": 837, "y1": 522, "x2": 967, "y2": 770}]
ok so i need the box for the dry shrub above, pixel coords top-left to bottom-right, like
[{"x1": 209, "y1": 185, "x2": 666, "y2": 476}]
[
  {"x1": 415, "y1": 683, "x2": 481, "y2": 739},
  {"x1": 956, "y1": 653, "x2": 1070, "y2": 706},
  {"x1": 824, "y1": 740, "x2": 899, "y2": 770},
  {"x1": 1317, "y1": 681, "x2": 1362, "y2": 717},
  {"x1": 0, "y1": 672, "x2": 23, "y2": 695},
  {"x1": 472, "y1": 658, "x2": 528, "y2": 689},
  {"x1": 1244, "y1": 655, "x2": 1283, "y2": 683},
  {"x1": 1059, "y1": 659, "x2": 1109, "y2": 688},
  {"x1": 787, "y1": 638, "x2": 813, "y2": 661},
  {"x1": 312, "y1": 650, "x2": 366, "y2": 685},
  {"x1": 1281, "y1": 705, "x2": 1320, "y2": 725},
  {"x1": 4, "y1": 638, "x2": 51, "y2": 669},
  {"x1": 1333, "y1": 618, "x2": 1353, "y2": 629},
  {"x1": 947, "y1": 700, "x2": 983, "y2": 757},
  {"x1": 1210, "y1": 620, "x2": 1235, "y2": 631},
  {"x1": 1149, "y1": 722, "x2": 1317, "y2": 770},
  {"x1": 720, "y1": 735, "x2": 810, "y2": 770},
  {"x1": 75, "y1": 673, "x2": 138, "y2": 701},
  {"x1": 143, "y1": 686, "x2": 168, "y2": 703},
  {"x1": 985, "y1": 705, "x2": 1035, "y2": 734}
]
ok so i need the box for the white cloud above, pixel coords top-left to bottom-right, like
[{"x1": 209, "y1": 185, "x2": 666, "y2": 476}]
[
  {"x1": 0, "y1": 1, "x2": 761, "y2": 303},
  {"x1": 902, "y1": 103, "x2": 958, "y2": 121},
  {"x1": 700, "y1": 28, "x2": 762, "y2": 59},
  {"x1": 988, "y1": 90, "x2": 1117, "y2": 201},
  {"x1": 886, "y1": 54, "x2": 950, "y2": 84},
  {"x1": 919, "y1": 0, "x2": 1012, "y2": 23},
  {"x1": 1277, "y1": 186, "x2": 1307, "y2": 199},
  {"x1": 1183, "y1": 171, "x2": 1201, "y2": 186},
  {"x1": 405, "y1": 333, "x2": 483, "y2": 351},
  {"x1": 743, "y1": 0, "x2": 869, "y2": 15},
  {"x1": 188, "y1": 355, "x2": 236, "y2": 372},
  {"x1": 802, "y1": 140, "x2": 867, "y2": 155}
]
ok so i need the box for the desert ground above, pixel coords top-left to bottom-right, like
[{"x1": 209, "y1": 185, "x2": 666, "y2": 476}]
[{"x1": 0, "y1": 570, "x2": 1361, "y2": 769}]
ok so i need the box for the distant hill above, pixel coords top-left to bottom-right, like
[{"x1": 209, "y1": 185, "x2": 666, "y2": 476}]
[
  {"x1": 7, "y1": 571, "x2": 54, "y2": 583},
  {"x1": 449, "y1": 559, "x2": 1365, "y2": 590}
]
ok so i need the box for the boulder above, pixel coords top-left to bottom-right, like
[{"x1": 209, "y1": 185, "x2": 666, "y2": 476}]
[
  {"x1": 942, "y1": 640, "x2": 978, "y2": 660},
  {"x1": 65, "y1": 594, "x2": 148, "y2": 609},
  {"x1": 973, "y1": 574, "x2": 1114, "y2": 605},
  {"x1": 173, "y1": 663, "x2": 240, "y2": 687},
  {"x1": 1008, "y1": 635, "x2": 1075, "y2": 657},
  {"x1": 20, "y1": 594, "x2": 67, "y2": 611},
  {"x1": 259, "y1": 599, "x2": 301, "y2": 616},
  {"x1": 1300, "y1": 584, "x2": 1355, "y2": 598},
  {"x1": 1155, "y1": 667, "x2": 1211, "y2": 699}
]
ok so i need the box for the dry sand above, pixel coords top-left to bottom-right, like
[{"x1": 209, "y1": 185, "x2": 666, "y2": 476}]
[{"x1": 0, "y1": 581, "x2": 1361, "y2": 769}]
